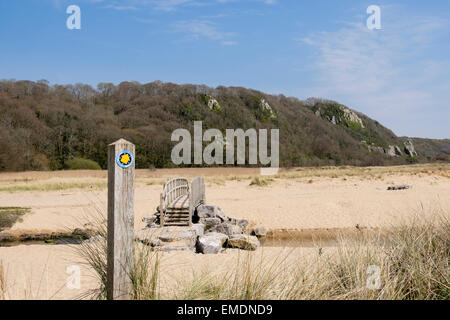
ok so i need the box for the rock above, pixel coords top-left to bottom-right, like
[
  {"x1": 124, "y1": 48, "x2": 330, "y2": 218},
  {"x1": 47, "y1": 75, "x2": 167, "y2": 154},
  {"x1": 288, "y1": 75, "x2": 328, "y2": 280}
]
[
  {"x1": 404, "y1": 140, "x2": 418, "y2": 157},
  {"x1": 196, "y1": 235, "x2": 223, "y2": 254},
  {"x1": 196, "y1": 205, "x2": 217, "y2": 218},
  {"x1": 192, "y1": 223, "x2": 205, "y2": 237},
  {"x1": 237, "y1": 219, "x2": 249, "y2": 229},
  {"x1": 386, "y1": 146, "x2": 397, "y2": 157},
  {"x1": 202, "y1": 217, "x2": 222, "y2": 230},
  {"x1": 197, "y1": 205, "x2": 229, "y2": 222},
  {"x1": 228, "y1": 234, "x2": 260, "y2": 251},
  {"x1": 204, "y1": 232, "x2": 229, "y2": 245},
  {"x1": 394, "y1": 146, "x2": 403, "y2": 156},
  {"x1": 251, "y1": 226, "x2": 267, "y2": 238},
  {"x1": 208, "y1": 223, "x2": 242, "y2": 237},
  {"x1": 142, "y1": 215, "x2": 157, "y2": 225},
  {"x1": 135, "y1": 226, "x2": 197, "y2": 249}
]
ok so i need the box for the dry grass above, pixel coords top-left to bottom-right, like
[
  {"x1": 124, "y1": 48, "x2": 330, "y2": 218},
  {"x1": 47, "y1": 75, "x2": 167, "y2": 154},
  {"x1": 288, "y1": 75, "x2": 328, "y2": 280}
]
[
  {"x1": 0, "y1": 180, "x2": 107, "y2": 193},
  {"x1": 275, "y1": 163, "x2": 450, "y2": 180},
  {"x1": 249, "y1": 177, "x2": 274, "y2": 187}
]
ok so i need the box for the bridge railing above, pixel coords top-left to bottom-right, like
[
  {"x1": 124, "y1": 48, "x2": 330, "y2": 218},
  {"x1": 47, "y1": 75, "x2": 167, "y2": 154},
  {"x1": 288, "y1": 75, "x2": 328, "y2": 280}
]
[
  {"x1": 160, "y1": 177, "x2": 189, "y2": 226},
  {"x1": 159, "y1": 176, "x2": 205, "y2": 227}
]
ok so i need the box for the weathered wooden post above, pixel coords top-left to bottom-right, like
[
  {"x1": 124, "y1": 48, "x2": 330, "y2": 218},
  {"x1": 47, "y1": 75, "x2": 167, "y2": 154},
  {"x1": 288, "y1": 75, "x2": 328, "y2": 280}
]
[{"x1": 107, "y1": 138, "x2": 135, "y2": 300}]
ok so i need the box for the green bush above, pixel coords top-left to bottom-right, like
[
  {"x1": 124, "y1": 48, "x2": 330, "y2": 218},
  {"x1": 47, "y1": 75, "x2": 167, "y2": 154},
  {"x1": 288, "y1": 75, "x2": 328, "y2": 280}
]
[{"x1": 65, "y1": 158, "x2": 102, "y2": 170}]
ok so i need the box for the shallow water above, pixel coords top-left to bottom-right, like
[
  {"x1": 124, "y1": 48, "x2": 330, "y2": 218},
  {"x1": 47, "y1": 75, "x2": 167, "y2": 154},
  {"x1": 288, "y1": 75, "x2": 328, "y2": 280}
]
[{"x1": 0, "y1": 238, "x2": 82, "y2": 247}]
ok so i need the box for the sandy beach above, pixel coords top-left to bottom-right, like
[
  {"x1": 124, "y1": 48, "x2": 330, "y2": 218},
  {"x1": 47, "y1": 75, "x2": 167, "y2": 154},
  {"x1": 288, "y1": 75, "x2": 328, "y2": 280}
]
[{"x1": 0, "y1": 164, "x2": 449, "y2": 299}]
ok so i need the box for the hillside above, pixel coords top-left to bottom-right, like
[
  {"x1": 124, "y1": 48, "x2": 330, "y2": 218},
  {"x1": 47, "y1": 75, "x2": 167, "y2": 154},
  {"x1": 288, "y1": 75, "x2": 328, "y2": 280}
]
[{"x1": 0, "y1": 80, "x2": 448, "y2": 171}]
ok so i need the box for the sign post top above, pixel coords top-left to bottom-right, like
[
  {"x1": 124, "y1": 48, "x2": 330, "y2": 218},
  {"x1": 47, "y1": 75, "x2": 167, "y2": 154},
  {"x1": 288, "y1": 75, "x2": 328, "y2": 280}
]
[{"x1": 109, "y1": 138, "x2": 134, "y2": 146}]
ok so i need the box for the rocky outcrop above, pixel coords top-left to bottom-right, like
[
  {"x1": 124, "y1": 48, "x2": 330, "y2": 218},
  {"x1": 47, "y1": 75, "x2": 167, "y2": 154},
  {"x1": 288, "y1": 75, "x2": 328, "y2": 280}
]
[
  {"x1": 386, "y1": 145, "x2": 403, "y2": 157},
  {"x1": 207, "y1": 96, "x2": 221, "y2": 111},
  {"x1": 316, "y1": 104, "x2": 365, "y2": 128},
  {"x1": 341, "y1": 107, "x2": 364, "y2": 128},
  {"x1": 404, "y1": 140, "x2": 418, "y2": 157},
  {"x1": 260, "y1": 99, "x2": 277, "y2": 119},
  {"x1": 366, "y1": 143, "x2": 403, "y2": 157}
]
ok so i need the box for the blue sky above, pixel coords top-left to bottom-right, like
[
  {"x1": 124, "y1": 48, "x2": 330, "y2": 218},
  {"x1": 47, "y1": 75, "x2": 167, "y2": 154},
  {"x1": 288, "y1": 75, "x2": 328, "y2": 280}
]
[{"x1": 1, "y1": 0, "x2": 449, "y2": 138}]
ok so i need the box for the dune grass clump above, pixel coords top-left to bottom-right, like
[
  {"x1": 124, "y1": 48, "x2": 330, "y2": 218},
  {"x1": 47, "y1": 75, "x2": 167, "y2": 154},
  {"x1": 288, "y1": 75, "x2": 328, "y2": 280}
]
[{"x1": 249, "y1": 176, "x2": 273, "y2": 187}]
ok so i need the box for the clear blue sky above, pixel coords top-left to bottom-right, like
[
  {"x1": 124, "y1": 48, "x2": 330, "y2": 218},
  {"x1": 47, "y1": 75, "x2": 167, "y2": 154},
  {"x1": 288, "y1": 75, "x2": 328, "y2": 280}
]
[{"x1": 1, "y1": 0, "x2": 449, "y2": 138}]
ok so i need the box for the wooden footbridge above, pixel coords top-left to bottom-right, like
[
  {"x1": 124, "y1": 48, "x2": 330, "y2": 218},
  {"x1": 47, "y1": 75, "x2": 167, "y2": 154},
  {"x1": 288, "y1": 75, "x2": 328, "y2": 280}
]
[{"x1": 159, "y1": 177, "x2": 205, "y2": 227}]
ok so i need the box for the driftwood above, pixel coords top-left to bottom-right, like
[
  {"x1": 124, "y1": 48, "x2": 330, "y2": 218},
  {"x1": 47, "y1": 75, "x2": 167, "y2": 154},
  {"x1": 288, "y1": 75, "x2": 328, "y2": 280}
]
[{"x1": 387, "y1": 184, "x2": 412, "y2": 191}]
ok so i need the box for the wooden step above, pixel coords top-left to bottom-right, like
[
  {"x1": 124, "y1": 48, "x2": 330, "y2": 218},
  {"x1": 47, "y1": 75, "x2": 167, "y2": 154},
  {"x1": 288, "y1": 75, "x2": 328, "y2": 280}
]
[
  {"x1": 164, "y1": 217, "x2": 189, "y2": 220},
  {"x1": 163, "y1": 222, "x2": 190, "y2": 226}
]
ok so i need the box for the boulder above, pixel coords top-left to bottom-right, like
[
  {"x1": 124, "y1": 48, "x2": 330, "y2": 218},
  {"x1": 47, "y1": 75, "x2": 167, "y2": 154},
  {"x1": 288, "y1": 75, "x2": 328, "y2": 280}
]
[
  {"x1": 196, "y1": 205, "x2": 229, "y2": 222},
  {"x1": 135, "y1": 226, "x2": 197, "y2": 249},
  {"x1": 196, "y1": 233, "x2": 227, "y2": 254},
  {"x1": 237, "y1": 219, "x2": 249, "y2": 229},
  {"x1": 202, "y1": 217, "x2": 222, "y2": 230},
  {"x1": 192, "y1": 223, "x2": 205, "y2": 237},
  {"x1": 204, "y1": 232, "x2": 229, "y2": 246},
  {"x1": 228, "y1": 234, "x2": 260, "y2": 251},
  {"x1": 208, "y1": 223, "x2": 242, "y2": 237},
  {"x1": 251, "y1": 226, "x2": 267, "y2": 239},
  {"x1": 196, "y1": 205, "x2": 217, "y2": 218}
]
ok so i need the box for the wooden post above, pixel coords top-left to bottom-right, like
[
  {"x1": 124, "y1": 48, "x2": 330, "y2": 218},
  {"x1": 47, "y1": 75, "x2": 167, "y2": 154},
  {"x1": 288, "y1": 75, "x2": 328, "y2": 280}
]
[
  {"x1": 160, "y1": 193, "x2": 164, "y2": 227},
  {"x1": 107, "y1": 138, "x2": 135, "y2": 300}
]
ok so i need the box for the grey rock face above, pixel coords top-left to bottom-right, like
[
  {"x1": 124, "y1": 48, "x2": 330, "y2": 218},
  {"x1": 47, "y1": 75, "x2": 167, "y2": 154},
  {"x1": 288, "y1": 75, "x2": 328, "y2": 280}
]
[
  {"x1": 386, "y1": 146, "x2": 397, "y2": 157},
  {"x1": 404, "y1": 140, "x2": 418, "y2": 157},
  {"x1": 228, "y1": 234, "x2": 260, "y2": 251}
]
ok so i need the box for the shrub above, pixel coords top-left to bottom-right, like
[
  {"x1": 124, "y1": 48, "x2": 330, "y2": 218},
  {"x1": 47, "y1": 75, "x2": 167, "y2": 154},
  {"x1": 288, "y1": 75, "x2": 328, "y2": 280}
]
[{"x1": 65, "y1": 158, "x2": 101, "y2": 170}]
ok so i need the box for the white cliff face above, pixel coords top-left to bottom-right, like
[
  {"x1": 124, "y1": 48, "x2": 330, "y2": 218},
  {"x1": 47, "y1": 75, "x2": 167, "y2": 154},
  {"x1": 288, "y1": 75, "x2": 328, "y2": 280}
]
[
  {"x1": 341, "y1": 106, "x2": 365, "y2": 128},
  {"x1": 404, "y1": 140, "x2": 418, "y2": 157},
  {"x1": 315, "y1": 104, "x2": 364, "y2": 128},
  {"x1": 207, "y1": 97, "x2": 221, "y2": 111},
  {"x1": 260, "y1": 99, "x2": 277, "y2": 119}
]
